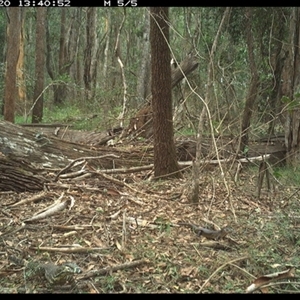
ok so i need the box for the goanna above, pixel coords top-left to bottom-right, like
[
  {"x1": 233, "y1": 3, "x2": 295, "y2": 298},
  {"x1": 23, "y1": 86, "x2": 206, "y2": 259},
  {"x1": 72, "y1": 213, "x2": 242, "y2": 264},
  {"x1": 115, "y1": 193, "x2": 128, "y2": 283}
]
[{"x1": 9, "y1": 256, "x2": 82, "y2": 292}]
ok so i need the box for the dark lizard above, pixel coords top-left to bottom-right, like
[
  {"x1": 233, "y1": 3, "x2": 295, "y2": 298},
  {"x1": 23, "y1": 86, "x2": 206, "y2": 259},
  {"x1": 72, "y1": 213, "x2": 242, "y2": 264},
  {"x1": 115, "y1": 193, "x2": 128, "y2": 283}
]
[{"x1": 178, "y1": 222, "x2": 231, "y2": 240}]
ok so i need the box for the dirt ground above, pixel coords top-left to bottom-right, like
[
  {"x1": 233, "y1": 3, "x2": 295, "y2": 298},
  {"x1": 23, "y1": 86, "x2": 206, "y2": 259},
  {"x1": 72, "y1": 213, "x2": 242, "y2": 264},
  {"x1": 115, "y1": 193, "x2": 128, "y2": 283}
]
[{"x1": 0, "y1": 167, "x2": 299, "y2": 293}]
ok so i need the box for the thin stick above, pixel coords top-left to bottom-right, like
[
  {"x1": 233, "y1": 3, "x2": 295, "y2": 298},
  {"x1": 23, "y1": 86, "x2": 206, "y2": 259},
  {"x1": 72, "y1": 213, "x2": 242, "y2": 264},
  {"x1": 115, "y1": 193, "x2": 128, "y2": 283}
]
[
  {"x1": 9, "y1": 191, "x2": 54, "y2": 207},
  {"x1": 54, "y1": 154, "x2": 120, "y2": 181},
  {"x1": 78, "y1": 259, "x2": 150, "y2": 280},
  {"x1": 29, "y1": 246, "x2": 110, "y2": 253},
  {"x1": 122, "y1": 209, "x2": 127, "y2": 249},
  {"x1": 198, "y1": 255, "x2": 248, "y2": 293}
]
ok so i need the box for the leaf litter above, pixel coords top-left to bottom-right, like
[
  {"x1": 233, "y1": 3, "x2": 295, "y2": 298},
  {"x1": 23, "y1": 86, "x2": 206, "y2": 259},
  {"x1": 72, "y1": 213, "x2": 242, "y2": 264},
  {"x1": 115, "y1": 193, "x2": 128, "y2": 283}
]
[{"x1": 0, "y1": 167, "x2": 299, "y2": 293}]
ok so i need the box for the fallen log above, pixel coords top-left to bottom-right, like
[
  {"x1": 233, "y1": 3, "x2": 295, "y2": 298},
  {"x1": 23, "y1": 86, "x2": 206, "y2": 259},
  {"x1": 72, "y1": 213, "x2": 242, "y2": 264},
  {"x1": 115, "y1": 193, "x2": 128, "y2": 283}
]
[
  {"x1": 0, "y1": 120, "x2": 151, "y2": 192},
  {"x1": 0, "y1": 120, "x2": 152, "y2": 170},
  {"x1": 0, "y1": 155, "x2": 46, "y2": 192},
  {"x1": 0, "y1": 120, "x2": 286, "y2": 192}
]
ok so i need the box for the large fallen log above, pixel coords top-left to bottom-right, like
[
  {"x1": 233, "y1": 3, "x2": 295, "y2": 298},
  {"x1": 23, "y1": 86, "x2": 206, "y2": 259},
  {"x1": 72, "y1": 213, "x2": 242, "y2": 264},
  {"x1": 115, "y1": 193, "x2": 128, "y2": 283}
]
[
  {"x1": 0, "y1": 154, "x2": 46, "y2": 192},
  {"x1": 0, "y1": 120, "x2": 154, "y2": 192},
  {"x1": 0, "y1": 120, "x2": 286, "y2": 192},
  {"x1": 0, "y1": 121, "x2": 114, "y2": 168}
]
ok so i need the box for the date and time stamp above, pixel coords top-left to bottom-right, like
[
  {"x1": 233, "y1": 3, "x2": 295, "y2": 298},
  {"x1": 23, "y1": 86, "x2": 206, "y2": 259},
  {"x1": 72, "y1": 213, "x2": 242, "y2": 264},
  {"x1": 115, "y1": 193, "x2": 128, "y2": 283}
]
[{"x1": 0, "y1": 0, "x2": 138, "y2": 6}]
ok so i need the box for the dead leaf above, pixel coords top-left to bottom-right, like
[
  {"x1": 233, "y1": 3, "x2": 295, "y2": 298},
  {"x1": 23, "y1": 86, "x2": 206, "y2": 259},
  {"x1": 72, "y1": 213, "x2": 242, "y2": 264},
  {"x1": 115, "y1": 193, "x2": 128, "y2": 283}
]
[
  {"x1": 246, "y1": 267, "x2": 295, "y2": 293},
  {"x1": 92, "y1": 235, "x2": 106, "y2": 248},
  {"x1": 108, "y1": 210, "x2": 121, "y2": 220},
  {"x1": 115, "y1": 239, "x2": 122, "y2": 251},
  {"x1": 180, "y1": 266, "x2": 196, "y2": 277}
]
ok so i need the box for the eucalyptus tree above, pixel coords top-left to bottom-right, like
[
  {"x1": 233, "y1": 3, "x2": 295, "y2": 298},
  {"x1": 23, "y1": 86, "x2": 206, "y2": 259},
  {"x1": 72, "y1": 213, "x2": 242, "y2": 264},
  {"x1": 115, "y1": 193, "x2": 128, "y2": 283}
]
[
  {"x1": 3, "y1": 7, "x2": 22, "y2": 122},
  {"x1": 32, "y1": 7, "x2": 46, "y2": 123},
  {"x1": 281, "y1": 7, "x2": 300, "y2": 165},
  {"x1": 84, "y1": 7, "x2": 99, "y2": 101},
  {"x1": 46, "y1": 8, "x2": 81, "y2": 106},
  {"x1": 150, "y1": 7, "x2": 181, "y2": 179}
]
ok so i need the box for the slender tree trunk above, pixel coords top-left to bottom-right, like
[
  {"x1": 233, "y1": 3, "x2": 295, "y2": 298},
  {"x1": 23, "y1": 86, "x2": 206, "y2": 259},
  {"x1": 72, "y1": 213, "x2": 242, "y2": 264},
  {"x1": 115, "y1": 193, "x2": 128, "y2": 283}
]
[
  {"x1": 84, "y1": 7, "x2": 98, "y2": 101},
  {"x1": 136, "y1": 8, "x2": 151, "y2": 103},
  {"x1": 3, "y1": 7, "x2": 22, "y2": 123},
  {"x1": 150, "y1": 7, "x2": 181, "y2": 179},
  {"x1": 32, "y1": 8, "x2": 46, "y2": 123},
  {"x1": 114, "y1": 9, "x2": 127, "y2": 127},
  {"x1": 103, "y1": 10, "x2": 111, "y2": 84},
  {"x1": 53, "y1": 9, "x2": 68, "y2": 105},
  {"x1": 68, "y1": 8, "x2": 83, "y2": 101},
  {"x1": 189, "y1": 7, "x2": 231, "y2": 203},
  {"x1": 16, "y1": 9, "x2": 26, "y2": 115},
  {"x1": 267, "y1": 9, "x2": 286, "y2": 135},
  {"x1": 240, "y1": 7, "x2": 259, "y2": 153},
  {"x1": 46, "y1": 9, "x2": 74, "y2": 106}
]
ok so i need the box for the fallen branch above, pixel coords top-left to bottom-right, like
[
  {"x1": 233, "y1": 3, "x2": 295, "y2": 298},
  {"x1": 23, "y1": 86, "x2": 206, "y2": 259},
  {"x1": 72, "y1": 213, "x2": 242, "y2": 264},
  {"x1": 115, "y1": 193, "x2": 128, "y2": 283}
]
[
  {"x1": 55, "y1": 154, "x2": 120, "y2": 181},
  {"x1": 97, "y1": 155, "x2": 271, "y2": 174},
  {"x1": 52, "y1": 225, "x2": 93, "y2": 231},
  {"x1": 90, "y1": 170, "x2": 169, "y2": 200},
  {"x1": 9, "y1": 191, "x2": 55, "y2": 207},
  {"x1": 24, "y1": 195, "x2": 71, "y2": 223},
  {"x1": 78, "y1": 259, "x2": 150, "y2": 280},
  {"x1": 29, "y1": 245, "x2": 110, "y2": 253},
  {"x1": 178, "y1": 154, "x2": 271, "y2": 167},
  {"x1": 198, "y1": 255, "x2": 248, "y2": 293}
]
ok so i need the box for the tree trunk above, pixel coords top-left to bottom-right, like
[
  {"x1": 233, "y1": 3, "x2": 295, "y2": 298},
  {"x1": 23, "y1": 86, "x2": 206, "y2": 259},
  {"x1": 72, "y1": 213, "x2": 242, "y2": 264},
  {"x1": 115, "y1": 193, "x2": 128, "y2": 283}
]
[
  {"x1": 68, "y1": 8, "x2": 83, "y2": 101},
  {"x1": 53, "y1": 9, "x2": 68, "y2": 105},
  {"x1": 240, "y1": 8, "x2": 259, "y2": 153},
  {"x1": 16, "y1": 9, "x2": 26, "y2": 115},
  {"x1": 150, "y1": 7, "x2": 181, "y2": 179},
  {"x1": 32, "y1": 7, "x2": 46, "y2": 123},
  {"x1": 282, "y1": 8, "x2": 300, "y2": 165},
  {"x1": 114, "y1": 9, "x2": 127, "y2": 128},
  {"x1": 102, "y1": 10, "x2": 111, "y2": 84},
  {"x1": 46, "y1": 9, "x2": 74, "y2": 106},
  {"x1": 3, "y1": 7, "x2": 22, "y2": 123},
  {"x1": 267, "y1": 8, "x2": 287, "y2": 135},
  {"x1": 84, "y1": 7, "x2": 98, "y2": 101},
  {"x1": 136, "y1": 8, "x2": 151, "y2": 103}
]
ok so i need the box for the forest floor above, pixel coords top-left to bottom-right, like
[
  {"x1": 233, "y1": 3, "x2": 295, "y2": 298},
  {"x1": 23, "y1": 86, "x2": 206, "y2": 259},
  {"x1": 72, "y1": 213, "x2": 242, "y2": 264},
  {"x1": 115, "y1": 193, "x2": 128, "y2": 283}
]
[{"x1": 0, "y1": 165, "x2": 300, "y2": 293}]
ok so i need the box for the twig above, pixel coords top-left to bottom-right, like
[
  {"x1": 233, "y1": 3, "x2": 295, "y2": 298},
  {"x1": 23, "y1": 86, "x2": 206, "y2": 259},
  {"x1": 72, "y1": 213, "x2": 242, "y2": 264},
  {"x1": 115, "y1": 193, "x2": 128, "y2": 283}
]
[
  {"x1": 91, "y1": 170, "x2": 165, "y2": 199},
  {"x1": 78, "y1": 259, "x2": 150, "y2": 280},
  {"x1": 54, "y1": 154, "x2": 120, "y2": 181},
  {"x1": 86, "y1": 280, "x2": 100, "y2": 293},
  {"x1": 0, "y1": 224, "x2": 27, "y2": 237},
  {"x1": 228, "y1": 263, "x2": 255, "y2": 279},
  {"x1": 52, "y1": 225, "x2": 93, "y2": 231},
  {"x1": 122, "y1": 209, "x2": 127, "y2": 249},
  {"x1": 101, "y1": 155, "x2": 270, "y2": 174},
  {"x1": 59, "y1": 169, "x2": 86, "y2": 179},
  {"x1": 198, "y1": 255, "x2": 248, "y2": 293},
  {"x1": 8, "y1": 192, "x2": 55, "y2": 207},
  {"x1": 29, "y1": 246, "x2": 110, "y2": 253}
]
